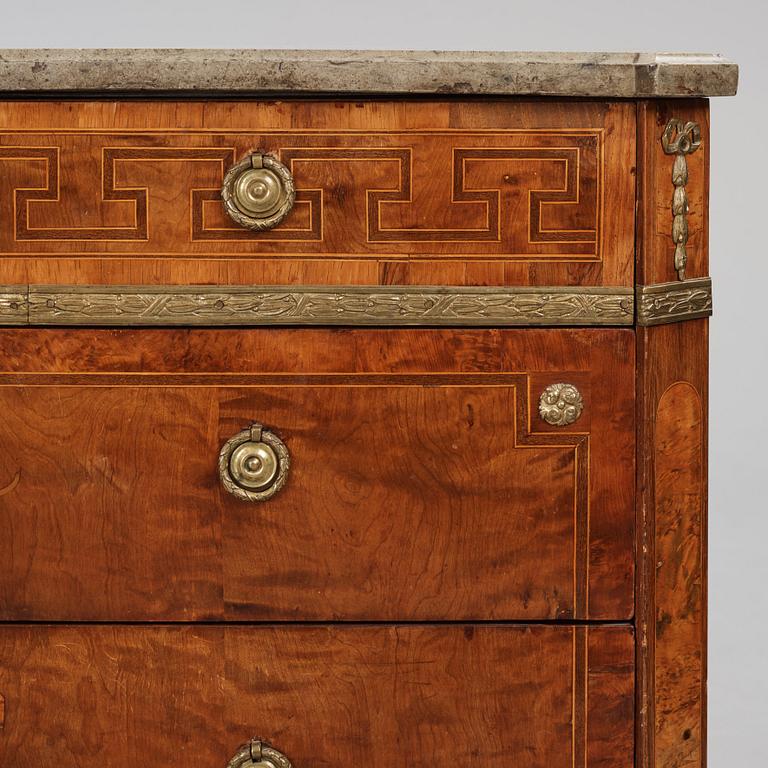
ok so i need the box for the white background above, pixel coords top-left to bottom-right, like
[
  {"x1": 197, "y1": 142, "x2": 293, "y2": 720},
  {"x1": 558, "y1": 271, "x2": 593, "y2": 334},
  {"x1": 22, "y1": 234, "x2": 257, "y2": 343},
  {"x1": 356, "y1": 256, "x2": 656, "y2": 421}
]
[{"x1": 1, "y1": 1, "x2": 765, "y2": 763}]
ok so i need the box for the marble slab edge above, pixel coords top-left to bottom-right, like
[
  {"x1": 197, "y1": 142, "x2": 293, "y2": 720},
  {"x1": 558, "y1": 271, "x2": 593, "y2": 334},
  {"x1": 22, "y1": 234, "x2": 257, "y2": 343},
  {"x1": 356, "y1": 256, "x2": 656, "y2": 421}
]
[{"x1": 0, "y1": 49, "x2": 738, "y2": 97}]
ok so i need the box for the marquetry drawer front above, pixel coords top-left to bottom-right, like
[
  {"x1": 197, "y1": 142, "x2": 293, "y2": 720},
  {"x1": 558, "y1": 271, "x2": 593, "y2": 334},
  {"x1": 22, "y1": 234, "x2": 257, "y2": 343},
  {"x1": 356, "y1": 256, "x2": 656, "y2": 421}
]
[
  {"x1": 0, "y1": 327, "x2": 634, "y2": 622},
  {"x1": 0, "y1": 100, "x2": 634, "y2": 289},
  {"x1": 0, "y1": 624, "x2": 634, "y2": 768}
]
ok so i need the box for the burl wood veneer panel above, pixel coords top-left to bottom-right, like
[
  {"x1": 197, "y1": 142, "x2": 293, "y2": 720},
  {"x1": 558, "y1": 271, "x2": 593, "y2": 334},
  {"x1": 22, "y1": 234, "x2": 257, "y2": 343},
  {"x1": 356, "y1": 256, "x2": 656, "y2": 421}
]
[
  {"x1": 0, "y1": 624, "x2": 634, "y2": 768},
  {"x1": 0, "y1": 328, "x2": 634, "y2": 621},
  {"x1": 0, "y1": 100, "x2": 635, "y2": 287},
  {"x1": 636, "y1": 320, "x2": 708, "y2": 768}
]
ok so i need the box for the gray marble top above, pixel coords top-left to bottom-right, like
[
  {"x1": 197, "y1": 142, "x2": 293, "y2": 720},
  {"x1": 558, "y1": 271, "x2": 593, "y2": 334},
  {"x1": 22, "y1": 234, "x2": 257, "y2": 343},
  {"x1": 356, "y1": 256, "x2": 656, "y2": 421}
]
[{"x1": 0, "y1": 50, "x2": 738, "y2": 97}]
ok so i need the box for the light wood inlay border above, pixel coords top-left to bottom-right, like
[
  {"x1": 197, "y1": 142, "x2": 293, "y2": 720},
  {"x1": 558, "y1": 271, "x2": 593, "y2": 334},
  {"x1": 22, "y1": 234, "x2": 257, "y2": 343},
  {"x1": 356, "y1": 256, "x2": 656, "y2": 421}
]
[{"x1": 0, "y1": 371, "x2": 592, "y2": 619}]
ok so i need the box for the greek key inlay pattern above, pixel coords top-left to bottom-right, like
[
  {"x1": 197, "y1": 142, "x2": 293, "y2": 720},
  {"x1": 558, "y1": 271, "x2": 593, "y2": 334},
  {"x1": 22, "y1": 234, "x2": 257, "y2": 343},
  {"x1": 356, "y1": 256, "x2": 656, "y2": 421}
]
[{"x1": 0, "y1": 130, "x2": 603, "y2": 258}]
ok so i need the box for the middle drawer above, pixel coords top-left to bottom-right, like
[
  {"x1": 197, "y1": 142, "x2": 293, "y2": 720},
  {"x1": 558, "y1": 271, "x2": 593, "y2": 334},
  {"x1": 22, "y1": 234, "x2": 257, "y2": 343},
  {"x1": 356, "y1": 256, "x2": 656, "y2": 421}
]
[{"x1": 0, "y1": 327, "x2": 634, "y2": 622}]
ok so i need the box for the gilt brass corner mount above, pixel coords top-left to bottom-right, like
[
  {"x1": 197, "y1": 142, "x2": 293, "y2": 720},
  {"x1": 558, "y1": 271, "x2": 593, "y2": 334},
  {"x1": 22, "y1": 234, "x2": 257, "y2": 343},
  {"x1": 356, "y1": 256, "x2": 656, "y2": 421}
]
[{"x1": 636, "y1": 277, "x2": 713, "y2": 326}]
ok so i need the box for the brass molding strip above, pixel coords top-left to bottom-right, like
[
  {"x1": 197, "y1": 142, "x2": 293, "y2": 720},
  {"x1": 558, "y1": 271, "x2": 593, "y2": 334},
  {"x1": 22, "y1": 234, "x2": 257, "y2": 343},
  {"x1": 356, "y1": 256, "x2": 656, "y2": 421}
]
[
  {"x1": 636, "y1": 277, "x2": 713, "y2": 326},
  {"x1": 0, "y1": 287, "x2": 28, "y2": 325},
  {"x1": 0, "y1": 284, "x2": 634, "y2": 327}
]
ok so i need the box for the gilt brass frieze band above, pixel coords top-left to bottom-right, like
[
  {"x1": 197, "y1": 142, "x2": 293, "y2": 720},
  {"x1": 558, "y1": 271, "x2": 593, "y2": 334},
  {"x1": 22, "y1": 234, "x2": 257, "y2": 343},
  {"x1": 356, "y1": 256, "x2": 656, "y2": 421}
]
[
  {"x1": 0, "y1": 284, "x2": 635, "y2": 327},
  {"x1": 636, "y1": 277, "x2": 713, "y2": 326},
  {"x1": 0, "y1": 287, "x2": 27, "y2": 325},
  {"x1": 1, "y1": 282, "x2": 716, "y2": 327}
]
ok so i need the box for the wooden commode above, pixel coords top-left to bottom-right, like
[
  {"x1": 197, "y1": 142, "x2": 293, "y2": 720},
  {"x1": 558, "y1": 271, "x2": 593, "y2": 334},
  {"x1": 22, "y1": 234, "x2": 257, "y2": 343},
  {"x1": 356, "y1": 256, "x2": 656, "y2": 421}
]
[{"x1": 0, "y1": 49, "x2": 738, "y2": 768}]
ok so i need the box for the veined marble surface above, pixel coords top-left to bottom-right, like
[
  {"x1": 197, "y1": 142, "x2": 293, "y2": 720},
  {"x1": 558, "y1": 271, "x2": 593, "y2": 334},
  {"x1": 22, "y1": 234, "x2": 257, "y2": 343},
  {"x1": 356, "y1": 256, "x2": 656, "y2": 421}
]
[{"x1": 0, "y1": 49, "x2": 738, "y2": 96}]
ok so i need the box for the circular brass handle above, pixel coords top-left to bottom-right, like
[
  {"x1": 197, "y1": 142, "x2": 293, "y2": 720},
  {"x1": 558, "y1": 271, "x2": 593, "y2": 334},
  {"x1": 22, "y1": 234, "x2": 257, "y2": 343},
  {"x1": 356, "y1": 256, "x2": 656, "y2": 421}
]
[
  {"x1": 538, "y1": 383, "x2": 584, "y2": 427},
  {"x1": 219, "y1": 423, "x2": 290, "y2": 502},
  {"x1": 222, "y1": 152, "x2": 295, "y2": 230},
  {"x1": 227, "y1": 739, "x2": 293, "y2": 768}
]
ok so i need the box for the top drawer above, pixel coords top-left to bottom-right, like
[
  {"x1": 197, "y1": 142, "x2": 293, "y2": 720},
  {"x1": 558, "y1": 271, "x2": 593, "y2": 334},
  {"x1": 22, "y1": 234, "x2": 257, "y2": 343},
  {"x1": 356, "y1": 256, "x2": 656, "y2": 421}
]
[{"x1": 0, "y1": 100, "x2": 635, "y2": 289}]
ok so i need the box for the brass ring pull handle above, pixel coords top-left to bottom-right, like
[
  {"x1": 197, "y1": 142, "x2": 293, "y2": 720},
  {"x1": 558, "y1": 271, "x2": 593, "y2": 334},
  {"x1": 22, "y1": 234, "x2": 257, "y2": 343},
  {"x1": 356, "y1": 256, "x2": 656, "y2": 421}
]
[
  {"x1": 219, "y1": 423, "x2": 290, "y2": 502},
  {"x1": 222, "y1": 151, "x2": 295, "y2": 230},
  {"x1": 227, "y1": 739, "x2": 293, "y2": 768}
]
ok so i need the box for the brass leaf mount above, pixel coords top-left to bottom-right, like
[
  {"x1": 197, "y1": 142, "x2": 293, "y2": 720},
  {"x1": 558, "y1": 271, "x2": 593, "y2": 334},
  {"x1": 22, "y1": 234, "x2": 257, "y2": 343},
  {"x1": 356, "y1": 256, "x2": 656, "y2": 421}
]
[{"x1": 661, "y1": 119, "x2": 702, "y2": 282}]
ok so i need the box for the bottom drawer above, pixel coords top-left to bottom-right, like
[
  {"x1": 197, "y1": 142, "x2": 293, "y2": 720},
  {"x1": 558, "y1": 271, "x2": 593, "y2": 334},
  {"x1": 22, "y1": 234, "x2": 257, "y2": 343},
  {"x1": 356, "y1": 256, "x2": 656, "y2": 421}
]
[{"x1": 0, "y1": 625, "x2": 633, "y2": 768}]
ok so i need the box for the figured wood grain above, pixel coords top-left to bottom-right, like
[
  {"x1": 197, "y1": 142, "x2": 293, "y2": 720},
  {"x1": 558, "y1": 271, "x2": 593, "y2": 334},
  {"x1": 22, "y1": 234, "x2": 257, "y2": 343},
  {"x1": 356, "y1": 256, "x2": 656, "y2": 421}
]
[
  {"x1": 0, "y1": 100, "x2": 635, "y2": 288},
  {"x1": 655, "y1": 383, "x2": 704, "y2": 767},
  {"x1": 636, "y1": 320, "x2": 708, "y2": 768},
  {"x1": 0, "y1": 624, "x2": 634, "y2": 768},
  {"x1": 0, "y1": 328, "x2": 634, "y2": 621}
]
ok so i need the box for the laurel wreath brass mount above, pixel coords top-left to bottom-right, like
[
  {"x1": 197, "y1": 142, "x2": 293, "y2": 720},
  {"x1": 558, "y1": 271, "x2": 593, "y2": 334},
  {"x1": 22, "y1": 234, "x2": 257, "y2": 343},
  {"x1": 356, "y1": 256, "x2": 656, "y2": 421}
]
[
  {"x1": 221, "y1": 152, "x2": 296, "y2": 231},
  {"x1": 218, "y1": 424, "x2": 290, "y2": 502},
  {"x1": 227, "y1": 739, "x2": 293, "y2": 768}
]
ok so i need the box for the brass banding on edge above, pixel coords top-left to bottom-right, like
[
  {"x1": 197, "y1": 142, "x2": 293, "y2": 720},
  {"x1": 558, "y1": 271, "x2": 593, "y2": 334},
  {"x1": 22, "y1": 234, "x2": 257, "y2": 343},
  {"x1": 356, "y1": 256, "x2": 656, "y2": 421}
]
[
  {"x1": 1, "y1": 281, "x2": 714, "y2": 327},
  {"x1": 0, "y1": 287, "x2": 27, "y2": 325},
  {"x1": 1, "y1": 284, "x2": 634, "y2": 327},
  {"x1": 636, "y1": 277, "x2": 712, "y2": 326}
]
